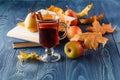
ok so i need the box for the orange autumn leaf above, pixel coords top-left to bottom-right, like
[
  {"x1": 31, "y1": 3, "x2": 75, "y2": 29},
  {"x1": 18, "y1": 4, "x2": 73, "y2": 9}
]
[
  {"x1": 47, "y1": 5, "x2": 64, "y2": 15},
  {"x1": 43, "y1": 11, "x2": 53, "y2": 20},
  {"x1": 101, "y1": 23, "x2": 116, "y2": 33},
  {"x1": 86, "y1": 20, "x2": 116, "y2": 34},
  {"x1": 17, "y1": 22, "x2": 25, "y2": 27},
  {"x1": 70, "y1": 32, "x2": 108, "y2": 50},
  {"x1": 79, "y1": 13, "x2": 104, "y2": 24}
]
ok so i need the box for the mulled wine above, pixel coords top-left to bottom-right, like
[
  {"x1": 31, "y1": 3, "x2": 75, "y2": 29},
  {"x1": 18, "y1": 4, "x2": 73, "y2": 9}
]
[
  {"x1": 39, "y1": 19, "x2": 59, "y2": 48},
  {"x1": 38, "y1": 18, "x2": 67, "y2": 62}
]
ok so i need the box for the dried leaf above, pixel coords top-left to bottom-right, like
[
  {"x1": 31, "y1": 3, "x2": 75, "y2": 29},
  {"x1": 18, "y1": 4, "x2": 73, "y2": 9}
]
[
  {"x1": 70, "y1": 32, "x2": 108, "y2": 50},
  {"x1": 47, "y1": 5, "x2": 64, "y2": 15},
  {"x1": 76, "y1": 4, "x2": 93, "y2": 16},
  {"x1": 79, "y1": 13, "x2": 104, "y2": 24},
  {"x1": 17, "y1": 51, "x2": 40, "y2": 61},
  {"x1": 86, "y1": 20, "x2": 116, "y2": 34},
  {"x1": 17, "y1": 22, "x2": 25, "y2": 27},
  {"x1": 43, "y1": 11, "x2": 54, "y2": 20},
  {"x1": 101, "y1": 23, "x2": 116, "y2": 33}
]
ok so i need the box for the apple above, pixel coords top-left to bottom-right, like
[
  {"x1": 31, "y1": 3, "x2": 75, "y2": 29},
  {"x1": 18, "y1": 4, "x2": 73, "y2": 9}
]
[
  {"x1": 67, "y1": 26, "x2": 82, "y2": 39},
  {"x1": 65, "y1": 9, "x2": 78, "y2": 26},
  {"x1": 64, "y1": 41, "x2": 83, "y2": 59}
]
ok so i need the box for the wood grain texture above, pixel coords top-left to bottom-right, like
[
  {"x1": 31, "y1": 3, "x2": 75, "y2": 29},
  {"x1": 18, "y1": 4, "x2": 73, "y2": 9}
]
[{"x1": 0, "y1": 0, "x2": 120, "y2": 80}]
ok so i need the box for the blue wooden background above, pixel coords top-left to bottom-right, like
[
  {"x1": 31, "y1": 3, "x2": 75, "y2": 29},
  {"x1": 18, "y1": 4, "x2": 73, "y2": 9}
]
[{"x1": 0, "y1": 0, "x2": 120, "y2": 80}]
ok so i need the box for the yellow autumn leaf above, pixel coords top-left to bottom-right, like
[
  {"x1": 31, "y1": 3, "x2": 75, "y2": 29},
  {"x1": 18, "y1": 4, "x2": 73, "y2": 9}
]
[
  {"x1": 17, "y1": 51, "x2": 40, "y2": 61},
  {"x1": 76, "y1": 4, "x2": 93, "y2": 16}
]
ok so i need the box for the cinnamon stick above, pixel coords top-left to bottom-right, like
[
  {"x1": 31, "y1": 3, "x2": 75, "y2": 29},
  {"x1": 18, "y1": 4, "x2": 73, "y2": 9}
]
[{"x1": 37, "y1": 12, "x2": 43, "y2": 20}]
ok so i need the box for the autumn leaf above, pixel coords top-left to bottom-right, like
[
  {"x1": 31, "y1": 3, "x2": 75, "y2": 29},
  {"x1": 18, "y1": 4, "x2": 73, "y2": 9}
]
[
  {"x1": 17, "y1": 22, "x2": 25, "y2": 27},
  {"x1": 42, "y1": 11, "x2": 53, "y2": 20},
  {"x1": 76, "y1": 4, "x2": 93, "y2": 16},
  {"x1": 101, "y1": 23, "x2": 116, "y2": 34},
  {"x1": 79, "y1": 13, "x2": 104, "y2": 24},
  {"x1": 86, "y1": 20, "x2": 116, "y2": 34},
  {"x1": 17, "y1": 51, "x2": 40, "y2": 61},
  {"x1": 70, "y1": 32, "x2": 108, "y2": 50},
  {"x1": 47, "y1": 5, "x2": 64, "y2": 15}
]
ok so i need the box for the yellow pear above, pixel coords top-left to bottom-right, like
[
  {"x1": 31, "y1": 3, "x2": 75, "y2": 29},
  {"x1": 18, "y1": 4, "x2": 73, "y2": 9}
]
[{"x1": 24, "y1": 12, "x2": 38, "y2": 32}]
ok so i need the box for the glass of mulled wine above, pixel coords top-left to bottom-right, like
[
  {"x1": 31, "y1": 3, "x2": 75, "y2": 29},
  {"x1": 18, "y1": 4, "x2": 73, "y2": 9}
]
[{"x1": 38, "y1": 18, "x2": 67, "y2": 62}]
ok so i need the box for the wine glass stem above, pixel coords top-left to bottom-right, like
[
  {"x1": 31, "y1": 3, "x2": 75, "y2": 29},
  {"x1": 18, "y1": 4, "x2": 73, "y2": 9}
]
[{"x1": 45, "y1": 48, "x2": 54, "y2": 56}]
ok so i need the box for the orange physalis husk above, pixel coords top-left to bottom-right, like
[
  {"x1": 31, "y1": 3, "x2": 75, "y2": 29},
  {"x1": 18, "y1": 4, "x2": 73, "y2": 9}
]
[
  {"x1": 70, "y1": 32, "x2": 108, "y2": 50},
  {"x1": 79, "y1": 13, "x2": 104, "y2": 24},
  {"x1": 86, "y1": 20, "x2": 116, "y2": 35}
]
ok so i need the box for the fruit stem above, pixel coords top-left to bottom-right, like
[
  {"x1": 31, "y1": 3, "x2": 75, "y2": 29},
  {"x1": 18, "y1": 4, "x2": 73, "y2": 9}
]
[
  {"x1": 28, "y1": 8, "x2": 33, "y2": 13},
  {"x1": 66, "y1": 5, "x2": 71, "y2": 10}
]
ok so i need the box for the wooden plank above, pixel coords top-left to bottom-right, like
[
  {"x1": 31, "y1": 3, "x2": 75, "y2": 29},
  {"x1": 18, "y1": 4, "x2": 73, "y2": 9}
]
[
  {"x1": 0, "y1": 1, "x2": 17, "y2": 80},
  {"x1": 101, "y1": 1, "x2": 120, "y2": 80},
  {"x1": 0, "y1": 1, "x2": 39, "y2": 80},
  {"x1": 65, "y1": 1, "x2": 105, "y2": 80},
  {"x1": 65, "y1": 0, "x2": 120, "y2": 80}
]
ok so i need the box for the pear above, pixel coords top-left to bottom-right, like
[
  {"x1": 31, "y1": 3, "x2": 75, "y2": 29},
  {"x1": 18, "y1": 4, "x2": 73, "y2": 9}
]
[{"x1": 24, "y1": 12, "x2": 38, "y2": 32}]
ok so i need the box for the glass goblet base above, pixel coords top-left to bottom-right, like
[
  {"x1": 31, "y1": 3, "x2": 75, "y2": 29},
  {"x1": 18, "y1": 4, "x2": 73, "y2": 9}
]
[
  {"x1": 39, "y1": 48, "x2": 61, "y2": 62},
  {"x1": 39, "y1": 53, "x2": 61, "y2": 62}
]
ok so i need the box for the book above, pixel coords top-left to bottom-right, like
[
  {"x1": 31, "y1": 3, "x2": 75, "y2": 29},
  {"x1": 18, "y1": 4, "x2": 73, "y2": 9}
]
[{"x1": 7, "y1": 26, "x2": 39, "y2": 43}]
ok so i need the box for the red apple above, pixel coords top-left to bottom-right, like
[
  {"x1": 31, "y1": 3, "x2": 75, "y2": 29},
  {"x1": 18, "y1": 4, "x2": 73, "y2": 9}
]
[
  {"x1": 64, "y1": 41, "x2": 83, "y2": 59},
  {"x1": 67, "y1": 26, "x2": 82, "y2": 39},
  {"x1": 65, "y1": 9, "x2": 78, "y2": 26}
]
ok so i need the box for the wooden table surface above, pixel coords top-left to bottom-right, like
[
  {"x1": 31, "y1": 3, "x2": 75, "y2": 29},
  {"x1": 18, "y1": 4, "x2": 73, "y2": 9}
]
[{"x1": 1, "y1": 0, "x2": 120, "y2": 80}]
